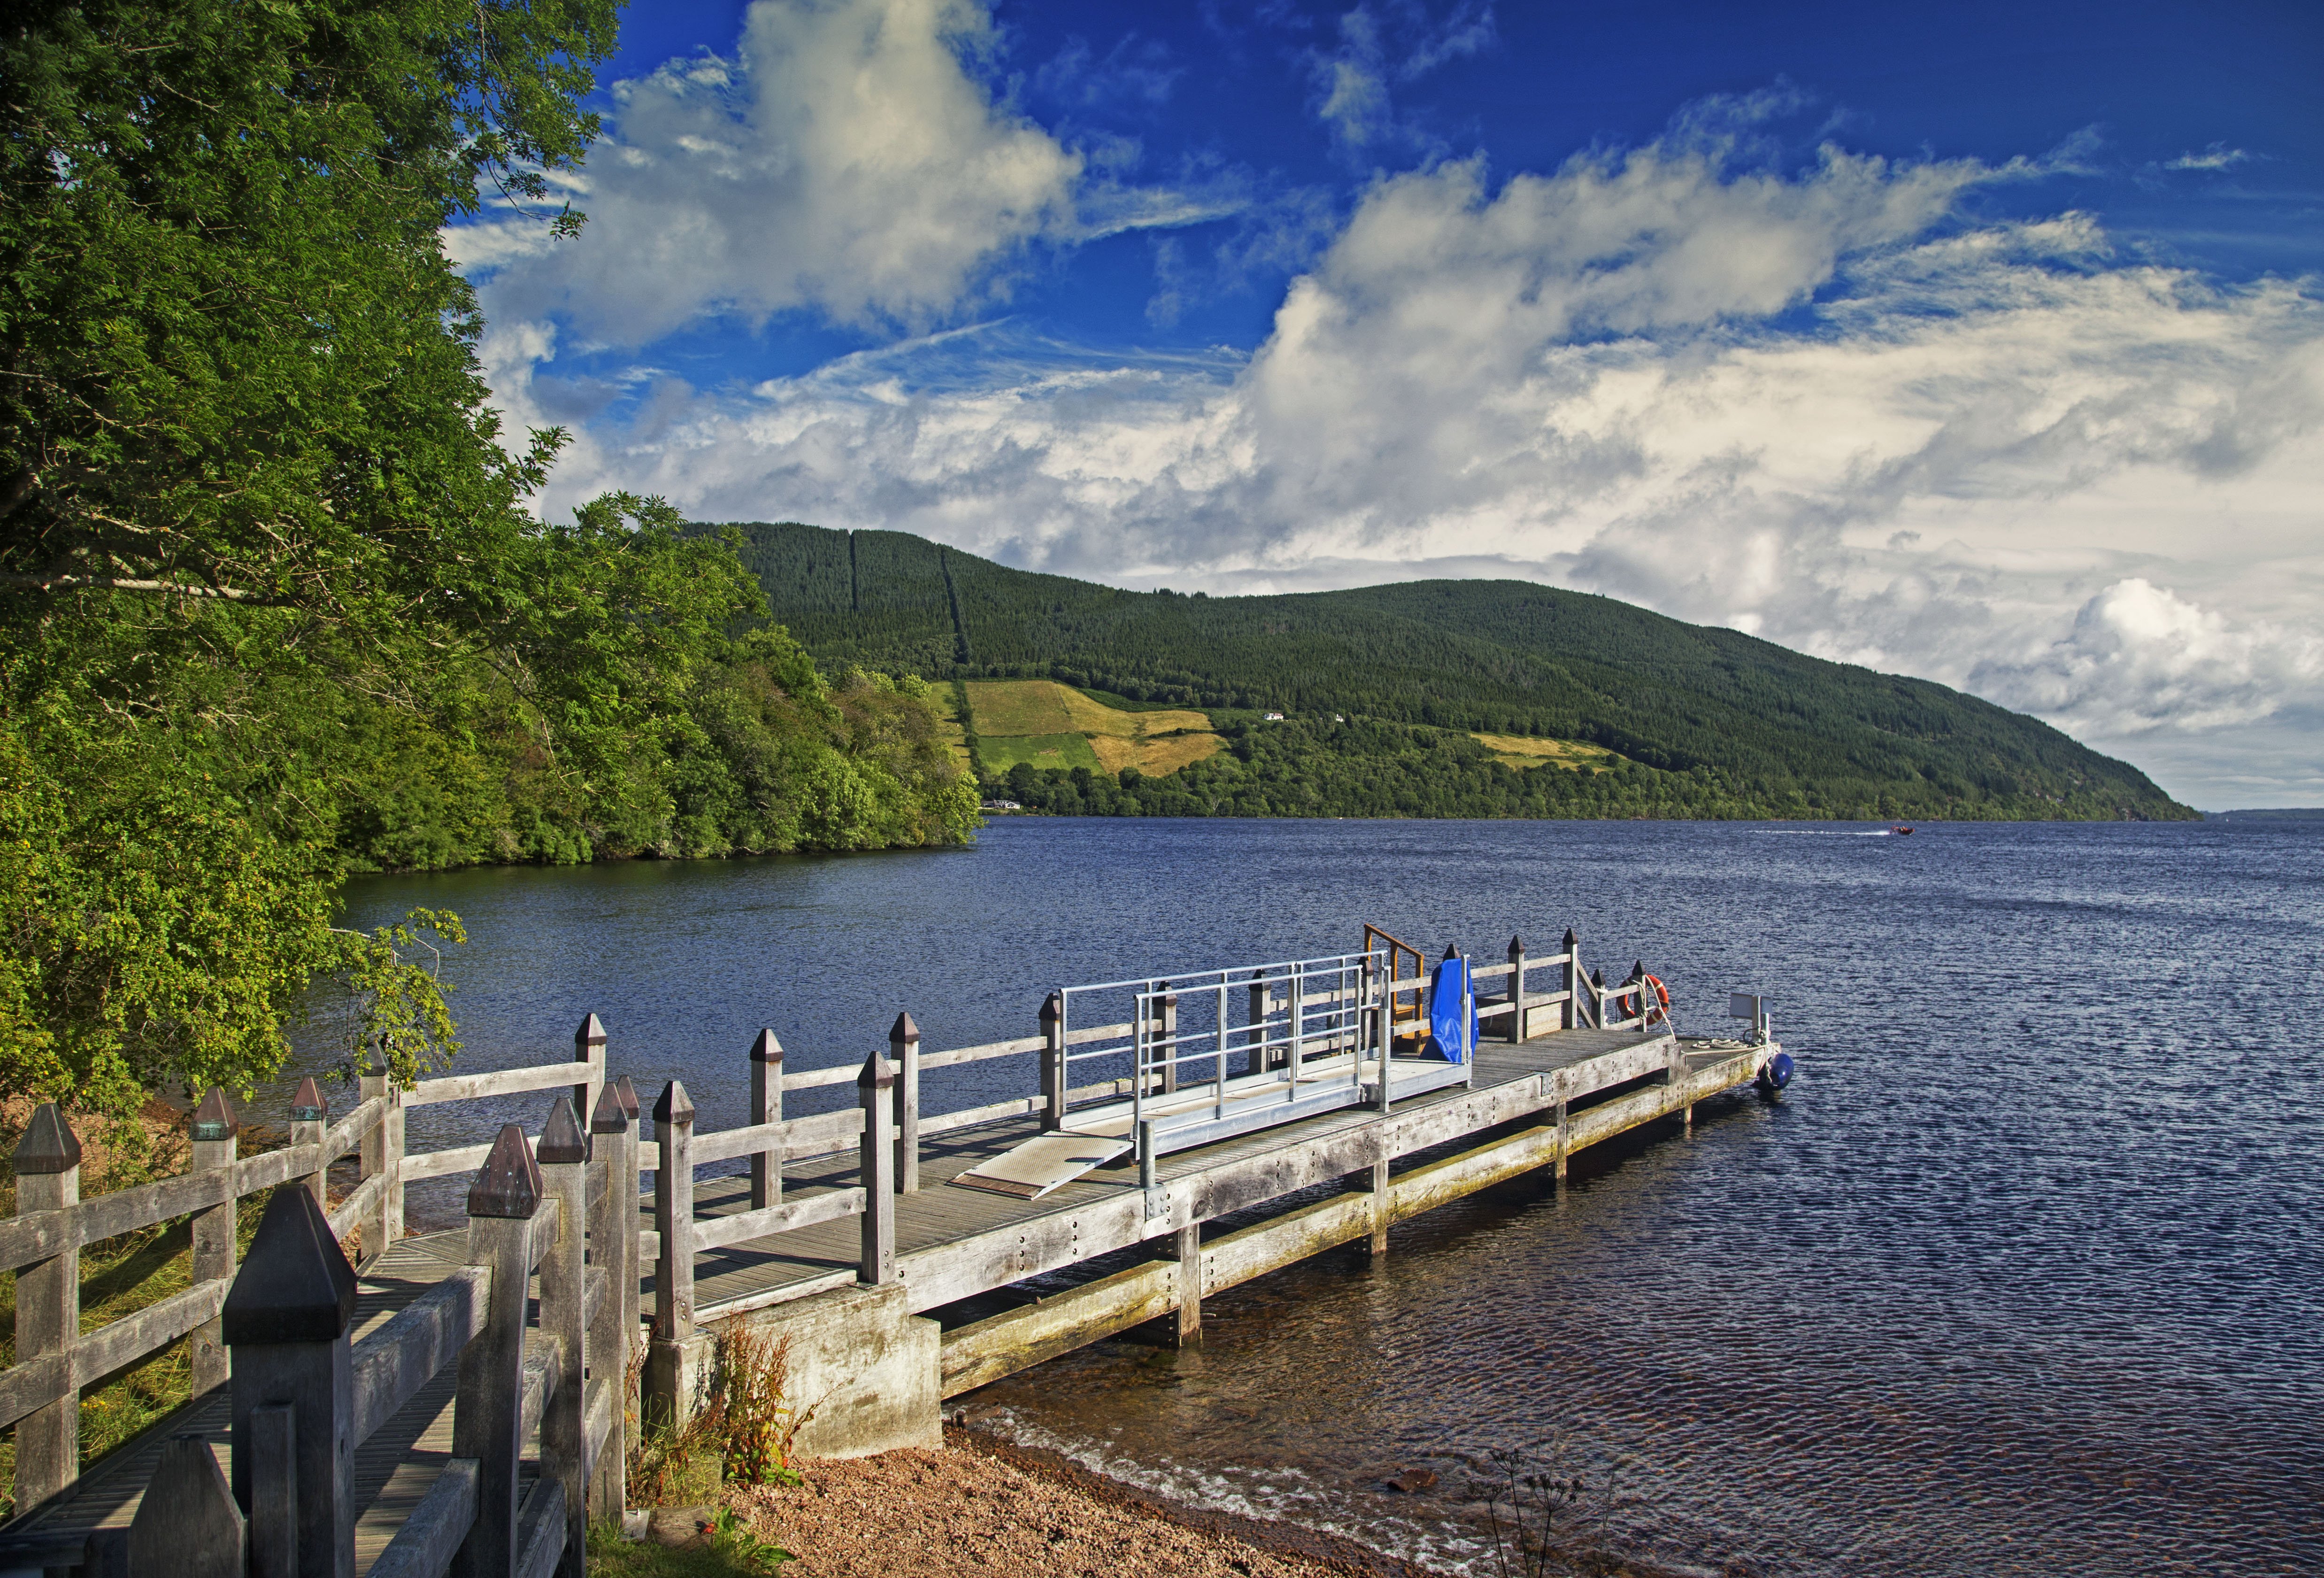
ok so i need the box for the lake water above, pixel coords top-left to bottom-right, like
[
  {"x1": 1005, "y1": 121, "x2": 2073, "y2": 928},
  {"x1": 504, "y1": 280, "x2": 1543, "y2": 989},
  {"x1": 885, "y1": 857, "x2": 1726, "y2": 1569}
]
[{"x1": 316, "y1": 818, "x2": 2324, "y2": 1577}]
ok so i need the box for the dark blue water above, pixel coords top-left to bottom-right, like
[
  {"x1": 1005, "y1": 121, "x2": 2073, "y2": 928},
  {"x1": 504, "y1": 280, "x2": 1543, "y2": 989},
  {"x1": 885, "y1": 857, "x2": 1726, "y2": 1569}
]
[{"x1": 319, "y1": 819, "x2": 2324, "y2": 1577}]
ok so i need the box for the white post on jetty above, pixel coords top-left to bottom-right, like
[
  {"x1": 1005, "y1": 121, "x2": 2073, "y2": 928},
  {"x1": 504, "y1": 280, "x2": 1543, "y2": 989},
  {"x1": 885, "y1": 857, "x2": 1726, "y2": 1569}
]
[
  {"x1": 858, "y1": 1048, "x2": 897, "y2": 1284},
  {"x1": 535, "y1": 1098, "x2": 588, "y2": 1578},
  {"x1": 586, "y1": 1081, "x2": 634, "y2": 1518},
  {"x1": 652, "y1": 1081, "x2": 695, "y2": 1344},
  {"x1": 749, "y1": 1029, "x2": 784, "y2": 1209},
  {"x1": 1039, "y1": 991, "x2": 1065, "y2": 1132},
  {"x1": 1561, "y1": 928, "x2": 1581, "y2": 1030},
  {"x1": 451, "y1": 1127, "x2": 542, "y2": 1578},
  {"x1": 1507, "y1": 934, "x2": 1528, "y2": 1042},
  {"x1": 357, "y1": 1053, "x2": 404, "y2": 1262},
  {"x1": 891, "y1": 1012, "x2": 921, "y2": 1193}
]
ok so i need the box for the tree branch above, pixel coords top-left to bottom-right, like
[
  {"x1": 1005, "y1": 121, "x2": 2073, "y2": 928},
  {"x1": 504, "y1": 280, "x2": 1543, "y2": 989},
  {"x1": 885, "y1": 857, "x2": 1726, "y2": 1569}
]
[{"x1": 0, "y1": 572, "x2": 268, "y2": 602}]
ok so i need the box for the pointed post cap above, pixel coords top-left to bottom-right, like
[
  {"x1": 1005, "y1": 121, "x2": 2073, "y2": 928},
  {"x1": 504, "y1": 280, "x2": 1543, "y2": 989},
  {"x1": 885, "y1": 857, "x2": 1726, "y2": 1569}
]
[
  {"x1": 614, "y1": 1074, "x2": 640, "y2": 1121},
  {"x1": 129, "y1": 1433, "x2": 242, "y2": 1576},
  {"x1": 858, "y1": 1048, "x2": 895, "y2": 1091},
  {"x1": 1591, "y1": 967, "x2": 1605, "y2": 985},
  {"x1": 749, "y1": 1029, "x2": 783, "y2": 1065},
  {"x1": 652, "y1": 1079, "x2": 693, "y2": 1125},
  {"x1": 1508, "y1": 934, "x2": 1525, "y2": 960},
  {"x1": 1563, "y1": 927, "x2": 1578, "y2": 948},
  {"x1": 575, "y1": 1012, "x2": 607, "y2": 1050},
  {"x1": 591, "y1": 1081, "x2": 629, "y2": 1135},
  {"x1": 192, "y1": 1088, "x2": 239, "y2": 1143},
  {"x1": 1630, "y1": 959, "x2": 1646, "y2": 981},
  {"x1": 1442, "y1": 942, "x2": 1460, "y2": 961},
  {"x1": 1039, "y1": 990, "x2": 1062, "y2": 1026},
  {"x1": 289, "y1": 1077, "x2": 326, "y2": 1123},
  {"x1": 222, "y1": 1184, "x2": 359, "y2": 1342},
  {"x1": 537, "y1": 1096, "x2": 588, "y2": 1165},
  {"x1": 12, "y1": 1103, "x2": 81, "y2": 1174},
  {"x1": 889, "y1": 1011, "x2": 919, "y2": 1046},
  {"x1": 467, "y1": 1124, "x2": 542, "y2": 1219}
]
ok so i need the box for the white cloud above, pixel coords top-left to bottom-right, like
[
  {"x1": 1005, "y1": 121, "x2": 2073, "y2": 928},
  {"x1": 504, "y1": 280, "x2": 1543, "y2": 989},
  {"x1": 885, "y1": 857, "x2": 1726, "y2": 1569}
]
[
  {"x1": 486, "y1": 113, "x2": 2324, "y2": 808},
  {"x1": 1306, "y1": 2, "x2": 1497, "y2": 154},
  {"x1": 462, "y1": 0, "x2": 1085, "y2": 340},
  {"x1": 2164, "y1": 144, "x2": 2252, "y2": 172}
]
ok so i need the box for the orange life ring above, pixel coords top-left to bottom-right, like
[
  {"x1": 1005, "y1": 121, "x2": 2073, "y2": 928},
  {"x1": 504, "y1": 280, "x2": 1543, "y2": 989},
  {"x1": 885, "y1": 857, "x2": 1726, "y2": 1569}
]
[{"x1": 1616, "y1": 974, "x2": 1672, "y2": 1025}]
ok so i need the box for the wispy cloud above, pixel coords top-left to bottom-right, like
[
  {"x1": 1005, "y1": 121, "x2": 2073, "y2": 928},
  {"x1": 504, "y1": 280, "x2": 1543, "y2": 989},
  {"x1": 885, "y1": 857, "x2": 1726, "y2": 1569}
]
[{"x1": 2165, "y1": 143, "x2": 2253, "y2": 172}]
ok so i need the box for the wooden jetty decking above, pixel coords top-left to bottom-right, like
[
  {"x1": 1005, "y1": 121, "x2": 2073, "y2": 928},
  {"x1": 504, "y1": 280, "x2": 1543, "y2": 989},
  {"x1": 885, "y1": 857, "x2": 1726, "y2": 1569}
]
[{"x1": 0, "y1": 928, "x2": 1787, "y2": 1578}]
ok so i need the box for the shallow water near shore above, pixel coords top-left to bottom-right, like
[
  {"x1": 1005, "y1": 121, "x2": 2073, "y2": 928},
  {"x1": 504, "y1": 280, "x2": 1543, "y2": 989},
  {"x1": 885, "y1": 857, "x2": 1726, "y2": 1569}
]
[{"x1": 317, "y1": 818, "x2": 2324, "y2": 1576}]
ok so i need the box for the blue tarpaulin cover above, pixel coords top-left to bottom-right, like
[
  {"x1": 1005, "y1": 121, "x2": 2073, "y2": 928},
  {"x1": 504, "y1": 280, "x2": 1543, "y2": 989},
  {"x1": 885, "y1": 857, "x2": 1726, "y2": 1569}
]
[{"x1": 1428, "y1": 957, "x2": 1471, "y2": 1062}]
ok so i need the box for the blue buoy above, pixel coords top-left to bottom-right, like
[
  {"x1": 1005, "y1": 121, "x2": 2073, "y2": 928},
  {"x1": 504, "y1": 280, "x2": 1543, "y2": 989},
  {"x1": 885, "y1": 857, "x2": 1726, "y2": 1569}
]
[{"x1": 1756, "y1": 1051, "x2": 1794, "y2": 1094}]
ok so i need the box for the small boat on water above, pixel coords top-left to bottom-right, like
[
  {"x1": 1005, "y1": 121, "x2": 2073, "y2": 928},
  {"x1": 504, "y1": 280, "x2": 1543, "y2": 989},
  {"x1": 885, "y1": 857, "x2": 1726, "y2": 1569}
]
[{"x1": 1890, "y1": 825, "x2": 1915, "y2": 835}]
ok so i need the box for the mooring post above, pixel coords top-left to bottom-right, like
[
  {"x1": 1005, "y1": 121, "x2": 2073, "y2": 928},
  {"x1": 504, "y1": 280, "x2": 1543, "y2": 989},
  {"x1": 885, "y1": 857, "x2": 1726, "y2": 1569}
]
[
  {"x1": 534, "y1": 1099, "x2": 588, "y2": 1578},
  {"x1": 1157, "y1": 983, "x2": 1178, "y2": 1094},
  {"x1": 129, "y1": 1433, "x2": 246, "y2": 1578},
  {"x1": 858, "y1": 1049, "x2": 897, "y2": 1284},
  {"x1": 1367, "y1": 1137, "x2": 1392, "y2": 1257},
  {"x1": 1561, "y1": 928, "x2": 1581, "y2": 1031},
  {"x1": 190, "y1": 1089, "x2": 239, "y2": 1394},
  {"x1": 1247, "y1": 970, "x2": 1270, "y2": 1076},
  {"x1": 451, "y1": 1127, "x2": 542, "y2": 1578},
  {"x1": 572, "y1": 1013, "x2": 606, "y2": 1156},
  {"x1": 1554, "y1": 1069, "x2": 1571, "y2": 1185},
  {"x1": 651, "y1": 1081, "x2": 695, "y2": 1343},
  {"x1": 11, "y1": 1105, "x2": 81, "y2": 1510},
  {"x1": 1507, "y1": 935, "x2": 1528, "y2": 1042},
  {"x1": 357, "y1": 1053, "x2": 404, "y2": 1264},
  {"x1": 1169, "y1": 1222, "x2": 1202, "y2": 1348},
  {"x1": 1039, "y1": 991, "x2": 1065, "y2": 1132},
  {"x1": 223, "y1": 1182, "x2": 359, "y2": 1578},
  {"x1": 891, "y1": 1012, "x2": 921, "y2": 1193},
  {"x1": 749, "y1": 1029, "x2": 784, "y2": 1210},
  {"x1": 290, "y1": 1077, "x2": 328, "y2": 1213},
  {"x1": 587, "y1": 1083, "x2": 632, "y2": 1519}
]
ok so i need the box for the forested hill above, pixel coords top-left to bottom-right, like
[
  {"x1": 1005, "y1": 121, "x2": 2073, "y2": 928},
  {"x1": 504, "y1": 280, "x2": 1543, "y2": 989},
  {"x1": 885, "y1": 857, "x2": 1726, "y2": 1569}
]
[{"x1": 704, "y1": 520, "x2": 2194, "y2": 822}]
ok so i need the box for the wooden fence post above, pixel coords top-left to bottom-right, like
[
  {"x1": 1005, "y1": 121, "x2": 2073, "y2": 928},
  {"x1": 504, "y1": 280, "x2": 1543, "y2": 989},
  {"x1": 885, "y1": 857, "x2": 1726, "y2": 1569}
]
[
  {"x1": 223, "y1": 1183, "x2": 359, "y2": 1578},
  {"x1": 613, "y1": 1075, "x2": 642, "y2": 1378},
  {"x1": 749, "y1": 1030, "x2": 783, "y2": 1211},
  {"x1": 451, "y1": 1127, "x2": 541, "y2": 1578},
  {"x1": 12, "y1": 1104, "x2": 81, "y2": 1510},
  {"x1": 572, "y1": 1014, "x2": 605, "y2": 1151},
  {"x1": 858, "y1": 1050, "x2": 895, "y2": 1285},
  {"x1": 1554, "y1": 1069, "x2": 1571, "y2": 1185},
  {"x1": 289, "y1": 1077, "x2": 328, "y2": 1213},
  {"x1": 190, "y1": 1089, "x2": 239, "y2": 1394},
  {"x1": 357, "y1": 1058, "x2": 404, "y2": 1264},
  {"x1": 890, "y1": 1013, "x2": 920, "y2": 1193},
  {"x1": 1039, "y1": 992, "x2": 1064, "y2": 1131},
  {"x1": 1561, "y1": 928, "x2": 1581, "y2": 1031},
  {"x1": 1507, "y1": 934, "x2": 1528, "y2": 1042},
  {"x1": 651, "y1": 1082, "x2": 695, "y2": 1344},
  {"x1": 586, "y1": 1083, "x2": 631, "y2": 1519},
  {"x1": 1589, "y1": 967, "x2": 1606, "y2": 1029},
  {"x1": 1168, "y1": 1222, "x2": 1201, "y2": 1349},
  {"x1": 534, "y1": 1099, "x2": 587, "y2": 1578},
  {"x1": 129, "y1": 1433, "x2": 246, "y2": 1578}
]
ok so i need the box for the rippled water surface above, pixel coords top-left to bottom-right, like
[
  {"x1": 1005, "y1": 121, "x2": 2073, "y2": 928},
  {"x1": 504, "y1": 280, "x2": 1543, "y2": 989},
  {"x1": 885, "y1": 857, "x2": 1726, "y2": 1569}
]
[{"x1": 324, "y1": 818, "x2": 2324, "y2": 1576}]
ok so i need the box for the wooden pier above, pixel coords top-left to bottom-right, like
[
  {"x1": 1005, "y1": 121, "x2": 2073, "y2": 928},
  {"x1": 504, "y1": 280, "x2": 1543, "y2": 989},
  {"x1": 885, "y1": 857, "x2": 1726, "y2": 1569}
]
[{"x1": 0, "y1": 927, "x2": 1785, "y2": 1578}]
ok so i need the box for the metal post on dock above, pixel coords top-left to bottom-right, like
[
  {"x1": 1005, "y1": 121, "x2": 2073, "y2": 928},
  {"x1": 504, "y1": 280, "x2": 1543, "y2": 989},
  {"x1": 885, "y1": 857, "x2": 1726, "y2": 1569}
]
[
  {"x1": 535, "y1": 1099, "x2": 588, "y2": 1578},
  {"x1": 452, "y1": 1127, "x2": 542, "y2": 1578},
  {"x1": 1158, "y1": 983, "x2": 1178, "y2": 1094},
  {"x1": 1507, "y1": 935, "x2": 1528, "y2": 1043},
  {"x1": 1287, "y1": 965, "x2": 1305, "y2": 1094},
  {"x1": 223, "y1": 1182, "x2": 359, "y2": 1578},
  {"x1": 1247, "y1": 970, "x2": 1269, "y2": 1076},
  {"x1": 1561, "y1": 928, "x2": 1581, "y2": 1031},
  {"x1": 891, "y1": 1012, "x2": 921, "y2": 1193},
  {"x1": 858, "y1": 1049, "x2": 897, "y2": 1284},
  {"x1": 11, "y1": 1106, "x2": 81, "y2": 1510},
  {"x1": 1039, "y1": 991, "x2": 1065, "y2": 1132},
  {"x1": 750, "y1": 1029, "x2": 784, "y2": 1210},
  {"x1": 357, "y1": 1053, "x2": 403, "y2": 1264},
  {"x1": 290, "y1": 1077, "x2": 328, "y2": 1213},
  {"x1": 587, "y1": 1082, "x2": 632, "y2": 1519},
  {"x1": 652, "y1": 1081, "x2": 695, "y2": 1342},
  {"x1": 190, "y1": 1089, "x2": 239, "y2": 1394}
]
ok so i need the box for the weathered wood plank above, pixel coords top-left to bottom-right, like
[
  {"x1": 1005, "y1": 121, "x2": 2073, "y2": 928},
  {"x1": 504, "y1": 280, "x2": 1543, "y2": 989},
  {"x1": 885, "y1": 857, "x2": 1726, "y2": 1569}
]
[
  {"x1": 0, "y1": 1277, "x2": 233, "y2": 1431},
  {"x1": 331, "y1": 1169, "x2": 397, "y2": 1245},
  {"x1": 407, "y1": 1064, "x2": 589, "y2": 1110},
  {"x1": 349, "y1": 1269, "x2": 490, "y2": 1451},
  {"x1": 365, "y1": 1459, "x2": 477, "y2": 1578},
  {"x1": 688, "y1": 1188, "x2": 866, "y2": 1253},
  {"x1": 937, "y1": 1261, "x2": 1177, "y2": 1397},
  {"x1": 512, "y1": 1481, "x2": 566, "y2": 1578},
  {"x1": 1201, "y1": 1192, "x2": 1376, "y2": 1297}
]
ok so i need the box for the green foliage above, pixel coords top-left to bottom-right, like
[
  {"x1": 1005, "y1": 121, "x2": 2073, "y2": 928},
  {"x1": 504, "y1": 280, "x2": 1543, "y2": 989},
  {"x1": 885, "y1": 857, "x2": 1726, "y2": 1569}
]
[{"x1": 714, "y1": 521, "x2": 2195, "y2": 823}]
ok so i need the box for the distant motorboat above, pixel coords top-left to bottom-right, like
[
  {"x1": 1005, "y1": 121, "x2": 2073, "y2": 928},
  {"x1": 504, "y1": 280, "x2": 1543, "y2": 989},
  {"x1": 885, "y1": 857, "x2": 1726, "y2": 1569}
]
[{"x1": 1890, "y1": 825, "x2": 1915, "y2": 835}]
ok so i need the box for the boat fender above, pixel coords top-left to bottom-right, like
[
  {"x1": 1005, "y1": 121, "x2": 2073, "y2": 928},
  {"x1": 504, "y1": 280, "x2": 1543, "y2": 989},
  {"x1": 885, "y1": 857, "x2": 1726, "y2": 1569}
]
[{"x1": 1755, "y1": 1051, "x2": 1794, "y2": 1094}]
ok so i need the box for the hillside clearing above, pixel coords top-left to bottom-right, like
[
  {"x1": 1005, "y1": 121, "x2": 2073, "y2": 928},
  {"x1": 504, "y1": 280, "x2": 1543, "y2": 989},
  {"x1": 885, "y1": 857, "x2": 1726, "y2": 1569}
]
[{"x1": 1470, "y1": 733, "x2": 1620, "y2": 772}]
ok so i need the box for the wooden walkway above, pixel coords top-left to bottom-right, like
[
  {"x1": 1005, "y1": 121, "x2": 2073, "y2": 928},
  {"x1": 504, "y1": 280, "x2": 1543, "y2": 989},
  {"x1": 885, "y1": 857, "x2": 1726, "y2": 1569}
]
[{"x1": 2, "y1": 1017, "x2": 1771, "y2": 1575}]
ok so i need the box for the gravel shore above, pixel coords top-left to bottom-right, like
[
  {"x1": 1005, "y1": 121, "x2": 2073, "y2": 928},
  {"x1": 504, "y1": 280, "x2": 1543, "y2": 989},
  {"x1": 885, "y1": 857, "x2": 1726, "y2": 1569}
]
[{"x1": 725, "y1": 1428, "x2": 1436, "y2": 1578}]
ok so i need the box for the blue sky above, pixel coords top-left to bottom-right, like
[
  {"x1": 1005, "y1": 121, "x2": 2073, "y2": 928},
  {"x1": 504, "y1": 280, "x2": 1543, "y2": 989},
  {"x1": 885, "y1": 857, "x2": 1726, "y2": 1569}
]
[{"x1": 454, "y1": 0, "x2": 2324, "y2": 807}]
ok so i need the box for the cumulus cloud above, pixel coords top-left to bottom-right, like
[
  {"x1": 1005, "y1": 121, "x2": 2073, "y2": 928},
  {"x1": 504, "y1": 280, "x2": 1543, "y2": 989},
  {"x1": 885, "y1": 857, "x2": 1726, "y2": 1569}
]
[
  {"x1": 484, "y1": 108, "x2": 2324, "y2": 805},
  {"x1": 457, "y1": 0, "x2": 1085, "y2": 340}
]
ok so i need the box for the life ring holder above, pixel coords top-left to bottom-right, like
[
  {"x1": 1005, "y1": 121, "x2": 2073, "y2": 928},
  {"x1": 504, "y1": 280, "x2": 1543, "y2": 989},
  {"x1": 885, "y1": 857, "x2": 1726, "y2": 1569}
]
[{"x1": 1615, "y1": 972, "x2": 1671, "y2": 1028}]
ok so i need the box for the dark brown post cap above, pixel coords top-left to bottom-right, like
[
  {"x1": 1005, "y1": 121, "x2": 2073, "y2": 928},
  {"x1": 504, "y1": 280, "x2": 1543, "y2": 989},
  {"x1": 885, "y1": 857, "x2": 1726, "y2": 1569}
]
[
  {"x1": 575, "y1": 1012, "x2": 607, "y2": 1050},
  {"x1": 614, "y1": 1074, "x2": 640, "y2": 1120},
  {"x1": 191, "y1": 1088, "x2": 239, "y2": 1143},
  {"x1": 749, "y1": 1029, "x2": 783, "y2": 1065},
  {"x1": 1563, "y1": 927, "x2": 1578, "y2": 948},
  {"x1": 1592, "y1": 967, "x2": 1605, "y2": 986},
  {"x1": 1442, "y1": 942, "x2": 1460, "y2": 961},
  {"x1": 537, "y1": 1096, "x2": 588, "y2": 1165},
  {"x1": 858, "y1": 1048, "x2": 895, "y2": 1091},
  {"x1": 467, "y1": 1124, "x2": 543, "y2": 1219},
  {"x1": 289, "y1": 1077, "x2": 326, "y2": 1123},
  {"x1": 889, "y1": 1011, "x2": 919, "y2": 1045},
  {"x1": 1039, "y1": 990, "x2": 1062, "y2": 1025},
  {"x1": 12, "y1": 1103, "x2": 81, "y2": 1174},
  {"x1": 1630, "y1": 960, "x2": 1645, "y2": 981},
  {"x1": 222, "y1": 1184, "x2": 359, "y2": 1343},
  {"x1": 590, "y1": 1081, "x2": 628, "y2": 1135},
  {"x1": 652, "y1": 1079, "x2": 694, "y2": 1125},
  {"x1": 1508, "y1": 934, "x2": 1525, "y2": 960}
]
